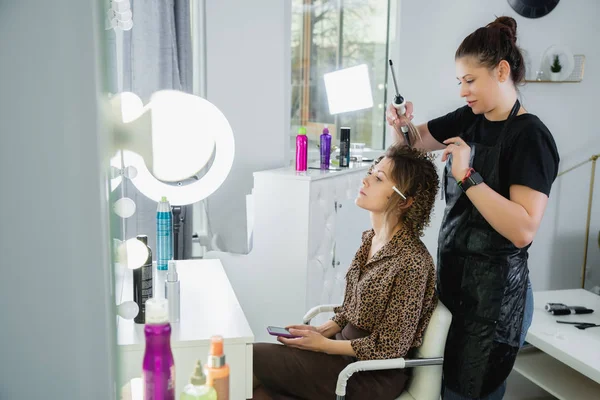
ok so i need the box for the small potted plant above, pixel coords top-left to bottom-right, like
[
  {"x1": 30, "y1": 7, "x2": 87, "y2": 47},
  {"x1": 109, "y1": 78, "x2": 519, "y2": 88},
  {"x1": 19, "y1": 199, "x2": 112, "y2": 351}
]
[{"x1": 550, "y1": 54, "x2": 562, "y2": 81}]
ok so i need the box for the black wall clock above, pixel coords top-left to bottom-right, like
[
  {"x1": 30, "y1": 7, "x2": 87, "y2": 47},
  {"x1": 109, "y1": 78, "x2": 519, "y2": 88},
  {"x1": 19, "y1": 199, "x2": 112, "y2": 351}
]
[{"x1": 507, "y1": 0, "x2": 560, "y2": 19}]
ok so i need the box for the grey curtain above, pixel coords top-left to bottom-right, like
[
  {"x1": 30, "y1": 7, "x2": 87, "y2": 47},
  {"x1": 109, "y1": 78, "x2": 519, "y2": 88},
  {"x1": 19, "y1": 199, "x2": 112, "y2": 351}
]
[
  {"x1": 123, "y1": 0, "x2": 192, "y2": 101},
  {"x1": 121, "y1": 0, "x2": 194, "y2": 259}
]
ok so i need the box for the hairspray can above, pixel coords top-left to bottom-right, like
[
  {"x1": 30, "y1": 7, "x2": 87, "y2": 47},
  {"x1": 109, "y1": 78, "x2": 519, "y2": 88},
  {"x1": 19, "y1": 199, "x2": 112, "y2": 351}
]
[
  {"x1": 295, "y1": 126, "x2": 308, "y2": 171},
  {"x1": 134, "y1": 235, "x2": 153, "y2": 324},
  {"x1": 143, "y1": 298, "x2": 175, "y2": 399},
  {"x1": 320, "y1": 125, "x2": 331, "y2": 169},
  {"x1": 157, "y1": 196, "x2": 173, "y2": 271},
  {"x1": 339, "y1": 127, "x2": 351, "y2": 168}
]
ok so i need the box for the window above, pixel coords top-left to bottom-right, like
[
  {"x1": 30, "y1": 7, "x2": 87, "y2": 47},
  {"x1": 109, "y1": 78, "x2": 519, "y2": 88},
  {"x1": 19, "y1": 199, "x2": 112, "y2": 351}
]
[{"x1": 291, "y1": 0, "x2": 394, "y2": 151}]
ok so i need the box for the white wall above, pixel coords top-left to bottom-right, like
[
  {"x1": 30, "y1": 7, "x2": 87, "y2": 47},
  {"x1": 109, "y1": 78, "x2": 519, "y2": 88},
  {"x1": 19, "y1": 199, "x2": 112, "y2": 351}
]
[
  {"x1": 0, "y1": 0, "x2": 117, "y2": 398},
  {"x1": 203, "y1": 0, "x2": 291, "y2": 254},
  {"x1": 395, "y1": 0, "x2": 600, "y2": 290}
]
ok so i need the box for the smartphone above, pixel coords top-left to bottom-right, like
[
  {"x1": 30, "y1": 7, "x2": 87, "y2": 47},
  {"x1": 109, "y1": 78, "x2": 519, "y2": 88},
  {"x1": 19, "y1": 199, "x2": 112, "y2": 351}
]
[{"x1": 267, "y1": 326, "x2": 300, "y2": 339}]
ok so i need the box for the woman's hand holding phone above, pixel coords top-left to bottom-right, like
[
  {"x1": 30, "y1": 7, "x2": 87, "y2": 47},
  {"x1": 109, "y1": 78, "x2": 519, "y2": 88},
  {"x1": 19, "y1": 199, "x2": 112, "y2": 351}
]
[{"x1": 277, "y1": 328, "x2": 328, "y2": 353}]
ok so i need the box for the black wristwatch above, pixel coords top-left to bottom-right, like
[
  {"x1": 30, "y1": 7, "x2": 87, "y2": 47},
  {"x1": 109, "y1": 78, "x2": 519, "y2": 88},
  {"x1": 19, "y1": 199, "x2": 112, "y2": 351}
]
[{"x1": 458, "y1": 169, "x2": 483, "y2": 192}]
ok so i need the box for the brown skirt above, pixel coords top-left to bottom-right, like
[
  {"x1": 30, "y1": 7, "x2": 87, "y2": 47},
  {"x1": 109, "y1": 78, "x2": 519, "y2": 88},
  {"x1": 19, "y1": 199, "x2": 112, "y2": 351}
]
[{"x1": 253, "y1": 324, "x2": 408, "y2": 400}]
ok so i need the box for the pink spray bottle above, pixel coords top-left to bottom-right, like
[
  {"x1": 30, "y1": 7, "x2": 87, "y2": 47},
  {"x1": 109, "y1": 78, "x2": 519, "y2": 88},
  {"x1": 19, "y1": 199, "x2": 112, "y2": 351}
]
[{"x1": 295, "y1": 126, "x2": 308, "y2": 171}]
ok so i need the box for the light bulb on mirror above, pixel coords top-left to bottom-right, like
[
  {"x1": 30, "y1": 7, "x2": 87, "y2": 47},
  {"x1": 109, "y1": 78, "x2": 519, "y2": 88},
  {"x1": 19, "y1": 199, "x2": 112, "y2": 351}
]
[
  {"x1": 124, "y1": 165, "x2": 137, "y2": 179},
  {"x1": 109, "y1": 151, "x2": 137, "y2": 192},
  {"x1": 114, "y1": 9, "x2": 132, "y2": 22},
  {"x1": 116, "y1": 18, "x2": 133, "y2": 31},
  {"x1": 114, "y1": 197, "x2": 136, "y2": 218},
  {"x1": 110, "y1": 151, "x2": 124, "y2": 192},
  {"x1": 117, "y1": 238, "x2": 149, "y2": 269},
  {"x1": 109, "y1": 93, "x2": 153, "y2": 175},
  {"x1": 107, "y1": 0, "x2": 133, "y2": 32},
  {"x1": 111, "y1": 91, "x2": 144, "y2": 123},
  {"x1": 117, "y1": 301, "x2": 139, "y2": 320},
  {"x1": 110, "y1": 165, "x2": 121, "y2": 179}
]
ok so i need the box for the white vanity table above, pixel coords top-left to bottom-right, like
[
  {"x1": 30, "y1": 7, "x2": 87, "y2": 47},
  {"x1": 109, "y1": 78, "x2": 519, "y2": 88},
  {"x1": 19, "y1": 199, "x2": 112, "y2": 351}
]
[
  {"x1": 116, "y1": 259, "x2": 254, "y2": 399},
  {"x1": 514, "y1": 289, "x2": 600, "y2": 399}
]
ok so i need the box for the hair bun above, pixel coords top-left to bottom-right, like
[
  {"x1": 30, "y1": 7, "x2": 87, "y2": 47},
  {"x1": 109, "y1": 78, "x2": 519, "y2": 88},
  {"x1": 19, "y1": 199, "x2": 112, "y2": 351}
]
[{"x1": 488, "y1": 16, "x2": 517, "y2": 43}]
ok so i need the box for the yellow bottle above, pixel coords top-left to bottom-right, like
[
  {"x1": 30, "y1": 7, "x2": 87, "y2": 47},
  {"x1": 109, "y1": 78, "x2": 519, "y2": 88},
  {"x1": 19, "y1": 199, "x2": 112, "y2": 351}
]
[{"x1": 180, "y1": 360, "x2": 217, "y2": 400}]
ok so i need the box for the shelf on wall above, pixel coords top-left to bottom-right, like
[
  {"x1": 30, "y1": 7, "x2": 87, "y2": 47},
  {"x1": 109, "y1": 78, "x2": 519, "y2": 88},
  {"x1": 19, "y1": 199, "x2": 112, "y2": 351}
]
[{"x1": 525, "y1": 54, "x2": 586, "y2": 83}]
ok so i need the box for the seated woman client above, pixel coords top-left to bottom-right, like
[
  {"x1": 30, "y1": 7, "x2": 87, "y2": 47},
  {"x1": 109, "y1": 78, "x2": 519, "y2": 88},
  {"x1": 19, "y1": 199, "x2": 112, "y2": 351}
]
[{"x1": 253, "y1": 143, "x2": 440, "y2": 400}]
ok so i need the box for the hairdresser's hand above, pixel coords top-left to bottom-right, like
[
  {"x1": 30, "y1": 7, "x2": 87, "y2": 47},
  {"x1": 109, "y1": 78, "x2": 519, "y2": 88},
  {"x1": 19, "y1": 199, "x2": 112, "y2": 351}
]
[
  {"x1": 387, "y1": 102, "x2": 414, "y2": 144},
  {"x1": 442, "y1": 137, "x2": 472, "y2": 181},
  {"x1": 278, "y1": 329, "x2": 328, "y2": 353},
  {"x1": 386, "y1": 102, "x2": 414, "y2": 129}
]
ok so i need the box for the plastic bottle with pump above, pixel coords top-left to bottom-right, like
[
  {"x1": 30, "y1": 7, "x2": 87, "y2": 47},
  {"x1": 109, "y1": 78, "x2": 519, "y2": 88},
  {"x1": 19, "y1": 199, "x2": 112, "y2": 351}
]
[
  {"x1": 165, "y1": 260, "x2": 180, "y2": 323},
  {"x1": 320, "y1": 125, "x2": 331, "y2": 170},
  {"x1": 143, "y1": 298, "x2": 176, "y2": 400},
  {"x1": 295, "y1": 126, "x2": 308, "y2": 171},
  {"x1": 205, "y1": 335, "x2": 230, "y2": 400},
  {"x1": 180, "y1": 360, "x2": 217, "y2": 400}
]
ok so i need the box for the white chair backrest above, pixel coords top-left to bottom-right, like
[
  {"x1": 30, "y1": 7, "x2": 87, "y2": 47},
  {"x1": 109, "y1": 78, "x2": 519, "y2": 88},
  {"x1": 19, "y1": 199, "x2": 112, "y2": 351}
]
[{"x1": 399, "y1": 300, "x2": 452, "y2": 400}]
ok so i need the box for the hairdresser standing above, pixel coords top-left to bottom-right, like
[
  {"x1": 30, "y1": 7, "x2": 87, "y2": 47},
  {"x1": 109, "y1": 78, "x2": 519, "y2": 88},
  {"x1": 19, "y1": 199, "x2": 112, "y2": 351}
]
[{"x1": 387, "y1": 17, "x2": 559, "y2": 400}]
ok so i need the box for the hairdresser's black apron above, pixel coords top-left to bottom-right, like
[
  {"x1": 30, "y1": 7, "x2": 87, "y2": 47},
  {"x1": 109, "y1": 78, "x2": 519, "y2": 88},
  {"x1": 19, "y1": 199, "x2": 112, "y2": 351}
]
[{"x1": 438, "y1": 100, "x2": 529, "y2": 398}]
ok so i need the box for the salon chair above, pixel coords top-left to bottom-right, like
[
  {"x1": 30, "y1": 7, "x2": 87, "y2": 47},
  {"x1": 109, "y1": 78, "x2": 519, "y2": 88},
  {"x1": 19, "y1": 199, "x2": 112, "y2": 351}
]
[{"x1": 303, "y1": 300, "x2": 452, "y2": 400}]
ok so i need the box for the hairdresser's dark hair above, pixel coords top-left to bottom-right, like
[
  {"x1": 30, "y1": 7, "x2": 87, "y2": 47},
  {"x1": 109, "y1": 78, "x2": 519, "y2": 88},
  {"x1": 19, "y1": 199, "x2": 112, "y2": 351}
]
[
  {"x1": 370, "y1": 144, "x2": 439, "y2": 237},
  {"x1": 455, "y1": 16, "x2": 525, "y2": 85}
]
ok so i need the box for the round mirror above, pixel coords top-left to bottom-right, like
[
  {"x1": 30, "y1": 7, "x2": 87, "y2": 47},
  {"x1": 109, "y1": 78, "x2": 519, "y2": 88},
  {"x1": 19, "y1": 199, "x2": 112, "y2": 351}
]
[{"x1": 110, "y1": 90, "x2": 235, "y2": 205}]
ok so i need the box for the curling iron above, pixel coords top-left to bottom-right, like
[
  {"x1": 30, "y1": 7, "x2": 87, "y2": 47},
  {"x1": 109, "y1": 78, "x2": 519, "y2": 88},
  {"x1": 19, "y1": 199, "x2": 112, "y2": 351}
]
[{"x1": 388, "y1": 59, "x2": 411, "y2": 147}]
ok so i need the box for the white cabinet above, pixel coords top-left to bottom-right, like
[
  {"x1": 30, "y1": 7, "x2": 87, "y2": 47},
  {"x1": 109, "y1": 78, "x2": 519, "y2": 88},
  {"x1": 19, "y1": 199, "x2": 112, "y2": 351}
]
[{"x1": 207, "y1": 164, "x2": 372, "y2": 341}]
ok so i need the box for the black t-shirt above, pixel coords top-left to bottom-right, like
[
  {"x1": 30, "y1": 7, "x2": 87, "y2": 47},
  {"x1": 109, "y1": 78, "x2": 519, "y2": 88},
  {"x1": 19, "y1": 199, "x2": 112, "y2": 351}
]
[{"x1": 427, "y1": 105, "x2": 560, "y2": 197}]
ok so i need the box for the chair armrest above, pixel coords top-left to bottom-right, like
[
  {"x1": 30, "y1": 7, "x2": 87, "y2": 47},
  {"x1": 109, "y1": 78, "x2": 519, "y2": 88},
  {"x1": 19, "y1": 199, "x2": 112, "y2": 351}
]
[
  {"x1": 302, "y1": 304, "x2": 339, "y2": 325},
  {"x1": 335, "y1": 357, "x2": 443, "y2": 396},
  {"x1": 336, "y1": 358, "x2": 406, "y2": 396}
]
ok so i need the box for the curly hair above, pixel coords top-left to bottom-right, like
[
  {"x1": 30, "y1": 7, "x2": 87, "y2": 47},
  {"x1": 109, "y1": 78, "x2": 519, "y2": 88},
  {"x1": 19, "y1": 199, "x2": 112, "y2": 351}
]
[{"x1": 371, "y1": 144, "x2": 439, "y2": 237}]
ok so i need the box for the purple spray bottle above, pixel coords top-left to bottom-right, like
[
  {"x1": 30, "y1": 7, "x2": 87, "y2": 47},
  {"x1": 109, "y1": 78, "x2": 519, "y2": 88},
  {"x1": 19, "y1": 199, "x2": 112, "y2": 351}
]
[
  {"x1": 320, "y1": 125, "x2": 331, "y2": 169},
  {"x1": 143, "y1": 298, "x2": 175, "y2": 400}
]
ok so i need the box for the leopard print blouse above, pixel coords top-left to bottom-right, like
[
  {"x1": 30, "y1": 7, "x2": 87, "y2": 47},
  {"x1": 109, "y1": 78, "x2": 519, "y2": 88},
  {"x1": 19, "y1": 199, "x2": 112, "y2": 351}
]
[{"x1": 331, "y1": 226, "x2": 437, "y2": 361}]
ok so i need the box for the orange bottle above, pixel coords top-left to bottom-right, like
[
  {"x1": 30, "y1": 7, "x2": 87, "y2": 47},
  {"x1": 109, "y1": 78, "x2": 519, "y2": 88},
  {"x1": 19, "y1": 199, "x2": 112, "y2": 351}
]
[{"x1": 205, "y1": 335, "x2": 230, "y2": 400}]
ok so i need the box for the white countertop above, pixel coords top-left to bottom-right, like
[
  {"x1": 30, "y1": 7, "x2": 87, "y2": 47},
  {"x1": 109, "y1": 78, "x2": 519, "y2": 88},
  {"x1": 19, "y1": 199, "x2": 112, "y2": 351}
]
[
  {"x1": 527, "y1": 289, "x2": 600, "y2": 383},
  {"x1": 253, "y1": 162, "x2": 371, "y2": 181},
  {"x1": 117, "y1": 259, "x2": 254, "y2": 350}
]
